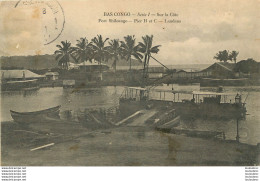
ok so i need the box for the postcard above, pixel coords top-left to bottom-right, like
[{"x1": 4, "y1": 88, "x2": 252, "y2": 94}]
[{"x1": 0, "y1": 0, "x2": 259, "y2": 170}]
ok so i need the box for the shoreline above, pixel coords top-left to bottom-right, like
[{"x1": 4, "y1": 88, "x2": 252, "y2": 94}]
[{"x1": 1, "y1": 121, "x2": 259, "y2": 166}]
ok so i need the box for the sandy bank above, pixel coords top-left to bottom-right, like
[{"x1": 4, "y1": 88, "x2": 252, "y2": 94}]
[{"x1": 1, "y1": 121, "x2": 258, "y2": 166}]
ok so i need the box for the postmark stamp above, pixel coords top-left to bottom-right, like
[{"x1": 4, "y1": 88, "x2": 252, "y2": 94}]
[{"x1": 15, "y1": 0, "x2": 65, "y2": 45}]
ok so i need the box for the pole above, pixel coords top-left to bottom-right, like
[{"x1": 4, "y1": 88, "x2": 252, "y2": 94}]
[
  {"x1": 150, "y1": 56, "x2": 170, "y2": 71},
  {"x1": 243, "y1": 92, "x2": 249, "y2": 104},
  {"x1": 190, "y1": 69, "x2": 192, "y2": 85},
  {"x1": 236, "y1": 118, "x2": 239, "y2": 142}
]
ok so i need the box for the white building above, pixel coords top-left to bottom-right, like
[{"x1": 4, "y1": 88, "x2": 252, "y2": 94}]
[{"x1": 45, "y1": 72, "x2": 59, "y2": 80}]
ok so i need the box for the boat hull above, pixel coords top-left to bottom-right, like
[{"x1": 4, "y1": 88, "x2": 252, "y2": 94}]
[
  {"x1": 1, "y1": 79, "x2": 40, "y2": 91},
  {"x1": 173, "y1": 102, "x2": 246, "y2": 120},
  {"x1": 119, "y1": 99, "x2": 246, "y2": 120},
  {"x1": 10, "y1": 106, "x2": 61, "y2": 123}
]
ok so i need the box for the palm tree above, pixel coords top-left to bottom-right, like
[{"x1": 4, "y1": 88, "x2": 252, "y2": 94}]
[
  {"x1": 120, "y1": 35, "x2": 143, "y2": 71},
  {"x1": 108, "y1": 39, "x2": 122, "y2": 72},
  {"x1": 138, "y1": 35, "x2": 161, "y2": 80},
  {"x1": 91, "y1": 35, "x2": 110, "y2": 72},
  {"x1": 74, "y1": 37, "x2": 93, "y2": 63},
  {"x1": 229, "y1": 51, "x2": 239, "y2": 64},
  {"x1": 55, "y1": 40, "x2": 76, "y2": 69}
]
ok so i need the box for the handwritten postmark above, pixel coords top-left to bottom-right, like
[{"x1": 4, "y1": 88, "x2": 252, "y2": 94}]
[{"x1": 15, "y1": 0, "x2": 65, "y2": 45}]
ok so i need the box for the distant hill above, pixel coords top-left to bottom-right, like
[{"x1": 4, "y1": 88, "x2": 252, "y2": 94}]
[
  {"x1": 0, "y1": 55, "x2": 58, "y2": 70},
  {"x1": 0, "y1": 54, "x2": 143, "y2": 70}
]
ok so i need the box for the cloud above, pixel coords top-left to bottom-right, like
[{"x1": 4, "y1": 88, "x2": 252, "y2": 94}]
[
  {"x1": 154, "y1": 37, "x2": 259, "y2": 65},
  {"x1": 0, "y1": 0, "x2": 259, "y2": 65},
  {"x1": 0, "y1": 3, "x2": 44, "y2": 56}
]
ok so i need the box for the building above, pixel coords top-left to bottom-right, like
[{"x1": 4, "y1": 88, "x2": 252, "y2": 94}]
[
  {"x1": 168, "y1": 62, "x2": 236, "y2": 79},
  {"x1": 68, "y1": 62, "x2": 80, "y2": 70},
  {"x1": 1, "y1": 70, "x2": 45, "y2": 81},
  {"x1": 148, "y1": 73, "x2": 163, "y2": 79},
  {"x1": 161, "y1": 62, "x2": 238, "y2": 84},
  {"x1": 45, "y1": 71, "x2": 59, "y2": 80},
  {"x1": 78, "y1": 61, "x2": 109, "y2": 72},
  {"x1": 200, "y1": 62, "x2": 236, "y2": 78},
  {"x1": 148, "y1": 67, "x2": 165, "y2": 79},
  {"x1": 166, "y1": 69, "x2": 190, "y2": 79}
]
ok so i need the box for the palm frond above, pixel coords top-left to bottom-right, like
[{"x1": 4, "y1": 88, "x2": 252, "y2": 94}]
[
  {"x1": 54, "y1": 50, "x2": 62, "y2": 54},
  {"x1": 56, "y1": 45, "x2": 62, "y2": 49}
]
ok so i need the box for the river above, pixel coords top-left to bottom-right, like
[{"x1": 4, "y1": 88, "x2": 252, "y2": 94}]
[{"x1": 1, "y1": 85, "x2": 259, "y2": 145}]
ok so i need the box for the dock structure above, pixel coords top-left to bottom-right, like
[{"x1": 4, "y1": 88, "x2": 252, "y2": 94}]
[
  {"x1": 128, "y1": 110, "x2": 158, "y2": 126},
  {"x1": 115, "y1": 111, "x2": 143, "y2": 126}
]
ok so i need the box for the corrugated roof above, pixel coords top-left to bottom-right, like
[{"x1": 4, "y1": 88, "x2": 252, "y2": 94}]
[
  {"x1": 192, "y1": 91, "x2": 235, "y2": 96},
  {"x1": 203, "y1": 62, "x2": 235, "y2": 72},
  {"x1": 1, "y1": 70, "x2": 45, "y2": 79},
  {"x1": 176, "y1": 69, "x2": 186, "y2": 73},
  {"x1": 216, "y1": 62, "x2": 235, "y2": 71}
]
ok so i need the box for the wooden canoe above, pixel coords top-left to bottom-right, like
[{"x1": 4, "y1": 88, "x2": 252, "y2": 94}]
[{"x1": 10, "y1": 105, "x2": 61, "y2": 123}]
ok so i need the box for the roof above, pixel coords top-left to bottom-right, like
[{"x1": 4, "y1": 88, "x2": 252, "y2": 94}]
[
  {"x1": 1, "y1": 70, "x2": 45, "y2": 79},
  {"x1": 150, "y1": 88, "x2": 193, "y2": 94},
  {"x1": 216, "y1": 62, "x2": 235, "y2": 71},
  {"x1": 176, "y1": 69, "x2": 186, "y2": 73},
  {"x1": 192, "y1": 91, "x2": 235, "y2": 96},
  {"x1": 127, "y1": 87, "x2": 147, "y2": 90},
  {"x1": 68, "y1": 62, "x2": 79, "y2": 68},
  {"x1": 78, "y1": 61, "x2": 108, "y2": 66},
  {"x1": 202, "y1": 62, "x2": 235, "y2": 72},
  {"x1": 5, "y1": 79, "x2": 38, "y2": 83}
]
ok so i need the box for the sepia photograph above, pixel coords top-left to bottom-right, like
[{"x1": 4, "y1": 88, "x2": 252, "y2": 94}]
[{"x1": 0, "y1": 0, "x2": 259, "y2": 169}]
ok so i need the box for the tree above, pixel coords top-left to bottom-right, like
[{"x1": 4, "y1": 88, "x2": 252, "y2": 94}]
[
  {"x1": 229, "y1": 51, "x2": 239, "y2": 64},
  {"x1": 213, "y1": 50, "x2": 229, "y2": 62},
  {"x1": 138, "y1": 35, "x2": 160, "y2": 80},
  {"x1": 120, "y1": 35, "x2": 143, "y2": 71},
  {"x1": 54, "y1": 40, "x2": 76, "y2": 70},
  {"x1": 91, "y1": 35, "x2": 110, "y2": 72},
  {"x1": 108, "y1": 39, "x2": 122, "y2": 72},
  {"x1": 74, "y1": 37, "x2": 93, "y2": 63}
]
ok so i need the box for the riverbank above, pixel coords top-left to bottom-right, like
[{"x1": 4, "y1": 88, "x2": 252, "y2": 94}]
[{"x1": 1, "y1": 121, "x2": 258, "y2": 166}]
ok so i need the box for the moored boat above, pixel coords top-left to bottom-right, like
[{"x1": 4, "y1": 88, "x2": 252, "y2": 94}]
[
  {"x1": 10, "y1": 105, "x2": 61, "y2": 123},
  {"x1": 1, "y1": 79, "x2": 40, "y2": 91},
  {"x1": 188, "y1": 91, "x2": 247, "y2": 119},
  {"x1": 119, "y1": 87, "x2": 247, "y2": 120}
]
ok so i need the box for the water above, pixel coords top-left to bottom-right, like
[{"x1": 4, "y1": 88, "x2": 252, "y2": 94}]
[
  {"x1": 0, "y1": 87, "x2": 123, "y2": 121},
  {"x1": 1, "y1": 85, "x2": 259, "y2": 145}
]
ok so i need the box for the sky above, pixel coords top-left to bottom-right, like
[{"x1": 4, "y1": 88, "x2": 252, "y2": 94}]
[{"x1": 0, "y1": 0, "x2": 259, "y2": 65}]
